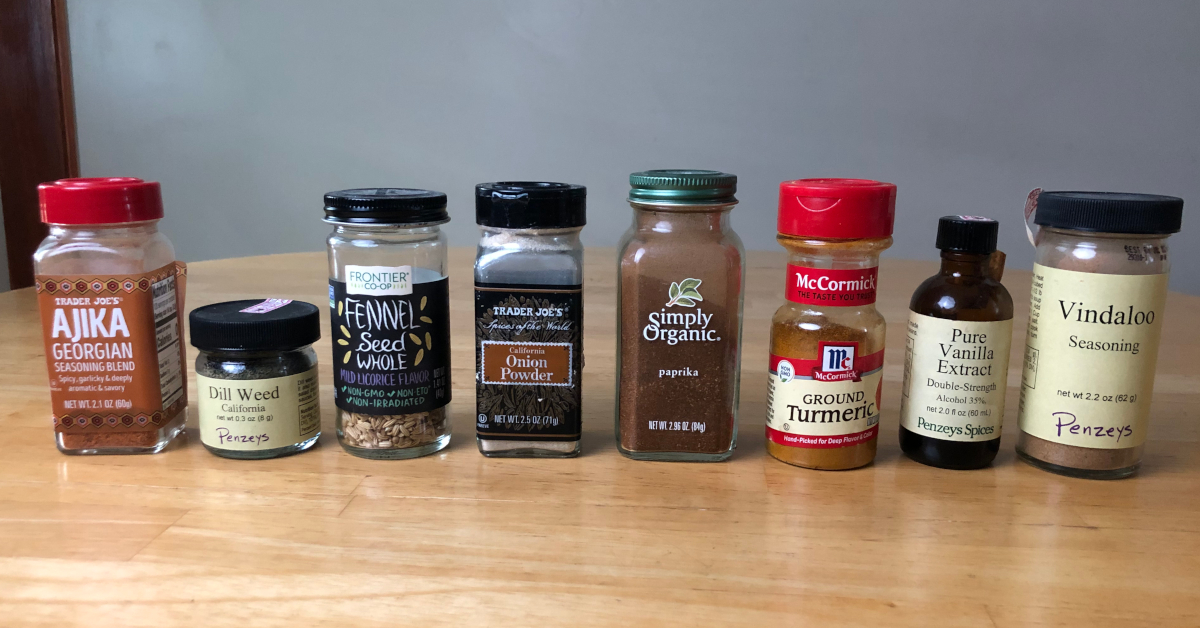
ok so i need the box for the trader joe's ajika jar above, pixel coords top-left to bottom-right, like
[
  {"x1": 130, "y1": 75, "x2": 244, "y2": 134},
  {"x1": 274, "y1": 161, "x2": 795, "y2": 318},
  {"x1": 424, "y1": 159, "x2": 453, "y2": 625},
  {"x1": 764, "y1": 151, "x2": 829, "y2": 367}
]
[{"x1": 34, "y1": 178, "x2": 188, "y2": 455}]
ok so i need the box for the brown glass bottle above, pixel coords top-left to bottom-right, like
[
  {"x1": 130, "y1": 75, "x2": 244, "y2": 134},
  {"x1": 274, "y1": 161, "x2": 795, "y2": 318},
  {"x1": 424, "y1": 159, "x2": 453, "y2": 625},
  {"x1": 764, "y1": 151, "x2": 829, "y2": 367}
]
[{"x1": 899, "y1": 216, "x2": 1013, "y2": 469}]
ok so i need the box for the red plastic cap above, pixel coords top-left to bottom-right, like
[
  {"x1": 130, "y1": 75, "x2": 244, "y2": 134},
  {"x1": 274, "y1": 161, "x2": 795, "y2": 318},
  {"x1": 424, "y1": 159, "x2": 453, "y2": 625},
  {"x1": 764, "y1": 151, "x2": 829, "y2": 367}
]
[
  {"x1": 778, "y1": 178, "x2": 896, "y2": 239},
  {"x1": 38, "y1": 177, "x2": 164, "y2": 225}
]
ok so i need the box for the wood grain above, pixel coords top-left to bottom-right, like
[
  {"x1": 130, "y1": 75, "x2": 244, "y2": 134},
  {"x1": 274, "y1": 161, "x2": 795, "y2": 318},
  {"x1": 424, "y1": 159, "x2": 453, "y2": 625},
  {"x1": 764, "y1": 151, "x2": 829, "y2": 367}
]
[{"x1": 0, "y1": 248, "x2": 1197, "y2": 627}]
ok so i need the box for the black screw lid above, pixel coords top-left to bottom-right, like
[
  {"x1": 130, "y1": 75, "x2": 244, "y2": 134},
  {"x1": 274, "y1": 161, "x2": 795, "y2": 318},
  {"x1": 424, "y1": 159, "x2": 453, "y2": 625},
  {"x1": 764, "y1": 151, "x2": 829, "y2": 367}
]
[
  {"x1": 324, "y1": 188, "x2": 449, "y2": 225},
  {"x1": 1035, "y1": 191, "x2": 1183, "y2": 235},
  {"x1": 475, "y1": 182, "x2": 586, "y2": 229},
  {"x1": 936, "y1": 215, "x2": 999, "y2": 254},
  {"x1": 190, "y1": 300, "x2": 321, "y2": 352}
]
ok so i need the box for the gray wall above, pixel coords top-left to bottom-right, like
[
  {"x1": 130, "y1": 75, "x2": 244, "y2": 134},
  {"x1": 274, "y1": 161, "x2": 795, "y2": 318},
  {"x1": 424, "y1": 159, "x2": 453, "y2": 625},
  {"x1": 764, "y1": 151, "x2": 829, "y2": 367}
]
[{"x1": 67, "y1": 0, "x2": 1200, "y2": 293}]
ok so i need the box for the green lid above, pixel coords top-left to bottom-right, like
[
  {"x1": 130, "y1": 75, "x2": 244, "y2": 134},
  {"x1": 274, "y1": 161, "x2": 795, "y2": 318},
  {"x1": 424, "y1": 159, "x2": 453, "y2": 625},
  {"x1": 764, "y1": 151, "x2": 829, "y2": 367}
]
[{"x1": 628, "y1": 170, "x2": 737, "y2": 203}]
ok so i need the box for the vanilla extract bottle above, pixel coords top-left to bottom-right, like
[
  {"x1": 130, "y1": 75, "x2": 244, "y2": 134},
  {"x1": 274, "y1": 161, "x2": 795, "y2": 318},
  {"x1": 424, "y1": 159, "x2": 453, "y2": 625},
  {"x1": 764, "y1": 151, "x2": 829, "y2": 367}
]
[{"x1": 899, "y1": 216, "x2": 1013, "y2": 469}]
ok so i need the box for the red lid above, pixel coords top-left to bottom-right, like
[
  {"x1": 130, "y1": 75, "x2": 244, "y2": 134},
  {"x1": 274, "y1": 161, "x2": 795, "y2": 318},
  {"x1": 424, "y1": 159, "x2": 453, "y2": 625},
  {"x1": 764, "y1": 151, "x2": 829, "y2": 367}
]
[
  {"x1": 38, "y1": 177, "x2": 164, "y2": 225},
  {"x1": 778, "y1": 178, "x2": 896, "y2": 239}
]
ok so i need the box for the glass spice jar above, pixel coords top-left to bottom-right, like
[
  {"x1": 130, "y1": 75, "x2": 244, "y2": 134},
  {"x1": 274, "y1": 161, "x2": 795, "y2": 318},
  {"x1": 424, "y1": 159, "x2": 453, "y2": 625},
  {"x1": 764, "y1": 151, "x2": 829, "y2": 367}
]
[
  {"x1": 474, "y1": 182, "x2": 586, "y2": 458},
  {"x1": 190, "y1": 299, "x2": 322, "y2": 459},
  {"x1": 324, "y1": 189, "x2": 453, "y2": 460},
  {"x1": 899, "y1": 216, "x2": 1013, "y2": 469},
  {"x1": 1017, "y1": 191, "x2": 1184, "y2": 479},
  {"x1": 33, "y1": 178, "x2": 188, "y2": 455},
  {"x1": 616, "y1": 170, "x2": 745, "y2": 461},
  {"x1": 766, "y1": 178, "x2": 895, "y2": 470}
]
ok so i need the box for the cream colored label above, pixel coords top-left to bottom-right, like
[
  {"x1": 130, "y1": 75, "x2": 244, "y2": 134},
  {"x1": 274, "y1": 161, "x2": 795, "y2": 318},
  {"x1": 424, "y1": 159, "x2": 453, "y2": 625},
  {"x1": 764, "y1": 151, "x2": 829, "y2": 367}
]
[
  {"x1": 197, "y1": 370, "x2": 320, "y2": 450},
  {"x1": 900, "y1": 313, "x2": 1012, "y2": 442},
  {"x1": 1018, "y1": 264, "x2": 1167, "y2": 449}
]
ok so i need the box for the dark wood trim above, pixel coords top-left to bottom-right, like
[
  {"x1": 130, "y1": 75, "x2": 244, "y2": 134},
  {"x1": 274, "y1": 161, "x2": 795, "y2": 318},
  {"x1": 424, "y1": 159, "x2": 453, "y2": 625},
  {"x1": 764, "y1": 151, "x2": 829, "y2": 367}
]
[{"x1": 0, "y1": 0, "x2": 79, "y2": 289}]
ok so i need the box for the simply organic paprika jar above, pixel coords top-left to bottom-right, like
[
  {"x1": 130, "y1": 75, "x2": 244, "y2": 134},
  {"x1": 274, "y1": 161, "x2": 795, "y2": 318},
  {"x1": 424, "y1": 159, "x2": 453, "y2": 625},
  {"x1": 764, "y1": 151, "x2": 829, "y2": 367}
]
[
  {"x1": 766, "y1": 178, "x2": 895, "y2": 470},
  {"x1": 34, "y1": 178, "x2": 188, "y2": 454}
]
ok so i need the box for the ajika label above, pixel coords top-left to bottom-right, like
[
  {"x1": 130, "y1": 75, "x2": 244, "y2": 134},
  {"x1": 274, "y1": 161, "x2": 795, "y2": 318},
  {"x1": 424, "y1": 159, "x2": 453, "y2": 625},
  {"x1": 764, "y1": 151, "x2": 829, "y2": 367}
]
[
  {"x1": 900, "y1": 313, "x2": 1012, "y2": 442},
  {"x1": 330, "y1": 275, "x2": 451, "y2": 415},
  {"x1": 1018, "y1": 265, "x2": 1167, "y2": 449},
  {"x1": 766, "y1": 344, "x2": 884, "y2": 448},
  {"x1": 36, "y1": 262, "x2": 188, "y2": 432},
  {"x1": 786, "y1": 264, "x2": 878, "y2": 306},
  {"x1": 197, "y1": 370, "x2": 320, "y2": 450},
  {"x1": 475, "y1": 282, "x2": 582, "y2": 441}
]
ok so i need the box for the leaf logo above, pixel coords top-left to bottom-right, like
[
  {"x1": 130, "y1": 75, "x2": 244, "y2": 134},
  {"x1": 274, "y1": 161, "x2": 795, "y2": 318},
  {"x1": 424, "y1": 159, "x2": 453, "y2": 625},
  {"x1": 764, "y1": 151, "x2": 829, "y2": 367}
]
[{"x1": 666, "y1": 278, "x2": 703, "y2": 308}]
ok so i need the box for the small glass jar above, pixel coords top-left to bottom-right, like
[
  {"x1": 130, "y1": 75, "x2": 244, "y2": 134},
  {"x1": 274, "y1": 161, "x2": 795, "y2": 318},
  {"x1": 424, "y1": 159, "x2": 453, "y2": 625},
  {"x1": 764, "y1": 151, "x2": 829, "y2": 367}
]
[
  {"x1": 190, "y1": 299, "x2": 322, "y2": 459},
  {"x1": 616, "y1": 170, "x2": 745, "y2": 461},
  {"x1": 1017, "y1": 191, "x2": 1183, "y2": 479},
  {"x1": 33, "y1": 178, "x2": 187, "y2": 455},
  {"x1": 474, "y1": 182, "x2": 586, "y2": 458},
  {"x1": 766, "y1": 179, "x2": 895, "y2": 470},
  {"x1": 325, "y1": 188, "x2": 452, "y2": 460}
]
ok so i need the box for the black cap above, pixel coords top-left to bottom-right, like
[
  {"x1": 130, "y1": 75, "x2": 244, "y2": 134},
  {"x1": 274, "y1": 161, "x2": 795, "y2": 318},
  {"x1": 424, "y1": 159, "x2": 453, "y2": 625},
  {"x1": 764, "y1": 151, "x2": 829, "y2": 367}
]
[
  {"x1": 1035, "y1": 191, "x2": 1183, "y2": 235},
  {"x1": 324, "y1": 188, "x2": 449, "y2": 225},
  {"x1": 475, "y1": 182, "x2": 586, "y2": 229},
  {"x1": 190, "y1": 300, "x2": 321, "y2": 352},
  {"x1": 936, "y1": 215, "x2": 999, "y2": 254}
]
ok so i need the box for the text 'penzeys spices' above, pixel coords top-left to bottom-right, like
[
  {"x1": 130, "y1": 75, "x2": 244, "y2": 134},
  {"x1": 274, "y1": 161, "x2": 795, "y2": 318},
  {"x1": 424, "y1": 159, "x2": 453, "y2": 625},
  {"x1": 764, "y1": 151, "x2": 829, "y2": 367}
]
[
  {"x1": 325, "y1": 189, "x2": 452, "y2": 459},
  {"x1": 475, "y1": 182, "x2": 586, "y2": 457},
  {"x1": 617, "y1": 170, "x2": 745, "y2": 461},
  {"x1": 767, "y1": 178, "x2": 895, "y2": 470}
]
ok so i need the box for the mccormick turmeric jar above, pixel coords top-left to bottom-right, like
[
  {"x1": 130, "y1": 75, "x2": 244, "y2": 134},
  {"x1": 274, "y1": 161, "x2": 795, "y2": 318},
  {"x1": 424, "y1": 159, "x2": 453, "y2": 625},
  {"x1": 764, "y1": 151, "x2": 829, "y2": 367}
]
[
  {"x1": 766, "y1": 178, "x2": 895, "y2": 470},
  {"x1": 34, "y1": 178, "x2": 188, "y2": 454},
  {"x1": 1017, "y1": 191, "x2": 1184, "y2": 479}
]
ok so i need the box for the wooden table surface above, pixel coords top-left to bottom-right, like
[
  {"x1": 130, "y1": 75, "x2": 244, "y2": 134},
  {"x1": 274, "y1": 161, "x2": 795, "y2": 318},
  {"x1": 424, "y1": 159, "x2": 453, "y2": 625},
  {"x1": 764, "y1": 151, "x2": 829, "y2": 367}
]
[{"x1": 1, "y1": 248, "x2": 1198, "y2": 627}]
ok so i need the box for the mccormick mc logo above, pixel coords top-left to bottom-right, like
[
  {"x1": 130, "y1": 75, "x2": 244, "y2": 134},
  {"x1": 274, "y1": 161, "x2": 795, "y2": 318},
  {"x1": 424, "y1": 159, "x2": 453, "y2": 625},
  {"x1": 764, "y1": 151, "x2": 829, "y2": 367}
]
[{"x1": 813, "y1": 341, "x2": 860, "y2": 382}]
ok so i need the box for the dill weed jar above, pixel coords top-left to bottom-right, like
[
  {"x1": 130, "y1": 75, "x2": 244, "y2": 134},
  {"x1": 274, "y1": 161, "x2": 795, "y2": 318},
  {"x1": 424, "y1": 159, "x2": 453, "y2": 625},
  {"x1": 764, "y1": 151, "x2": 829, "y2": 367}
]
[
  {"x1": 33, "y1": 178, "x2": 187, "y2": 455},
  {"x1": 474, "y1": 182, "x2": 586, "y2": 458},
  {"x1": 190, "y1": 299, "x2": 321, "y2": 459},
  {"x1": 766, "y1": 178, "x2": 894, "y2": 470},
  {"x1": 1017, "y1": 191, "x2": 1184, "y2": 479},
  {"x1": 617, "y1": 170, "x2": 745, "y2": 461},
  {"x1": 325, "y1": 189, "x2": 452, "y2": 460}
]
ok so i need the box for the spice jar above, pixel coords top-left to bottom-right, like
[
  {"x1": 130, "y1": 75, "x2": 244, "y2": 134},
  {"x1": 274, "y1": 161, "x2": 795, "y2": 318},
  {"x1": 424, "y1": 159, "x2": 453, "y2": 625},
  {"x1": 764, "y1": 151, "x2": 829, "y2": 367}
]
[
  {"x1": 33, "y1": 178, "x2": 187, "y2": 455},
  {"x1": 1017, "y1": 191, "x2": 1184, "y2": 479},
  {"x1": 325, "y1": 189, "x2": 452, "y2": 459},
  {"x1": 617, "y1": 170, "x2": 744, "y2": 461},
  {"x1": 766, "y1": 178, "x2": 895, "y2": 470},
  {"x1": 474, "y1": 182, "x2": 586, "y2": 457},
  {"x1": 190, "y1": 299, "x2": 322, "y2": 459},
  {"x1": 899, "y1": 216, "x2": 1013, "y2": 469}
]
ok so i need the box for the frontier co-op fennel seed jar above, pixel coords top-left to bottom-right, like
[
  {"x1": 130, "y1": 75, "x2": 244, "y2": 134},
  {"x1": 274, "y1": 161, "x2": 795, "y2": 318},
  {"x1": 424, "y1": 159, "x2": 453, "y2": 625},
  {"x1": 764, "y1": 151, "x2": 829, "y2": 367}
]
[
  {"x1": 1017, "y1": 191, "x2": 1184, "y2": 479},
  {"x1": 324, "y1": 189, "x2": 453, "y2": 460}
]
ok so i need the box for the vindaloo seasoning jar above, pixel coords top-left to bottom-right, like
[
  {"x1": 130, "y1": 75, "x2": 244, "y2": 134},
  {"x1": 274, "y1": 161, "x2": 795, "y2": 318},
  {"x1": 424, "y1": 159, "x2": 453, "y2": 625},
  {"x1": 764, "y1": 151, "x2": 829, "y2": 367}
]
[
  {"x1": 617, "y1": 170, "x2": 745, "y2": 461},
  {"x1": 325, "y1": 189, "x2": 453, "y2": 459},
  {"x1": 1017, "y1": 191, "x2": 1184, "y2": 479},
  {"x1": 474, "y1": 182, "x2": 586, "y2": 458},
  {"x1": 34, "y1": 178, "x2": 188, "y2": 454},
  {"x1": 766, "y1": 178, "x2": 895, "y2": 470}
]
